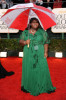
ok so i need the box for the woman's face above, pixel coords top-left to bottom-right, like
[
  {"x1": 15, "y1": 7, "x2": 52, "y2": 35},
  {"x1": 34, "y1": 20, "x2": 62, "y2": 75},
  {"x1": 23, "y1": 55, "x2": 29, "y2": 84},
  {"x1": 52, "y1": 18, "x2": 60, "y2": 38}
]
[{"x1": 30, "y1": 20, "x2": 39, "y2": 29}]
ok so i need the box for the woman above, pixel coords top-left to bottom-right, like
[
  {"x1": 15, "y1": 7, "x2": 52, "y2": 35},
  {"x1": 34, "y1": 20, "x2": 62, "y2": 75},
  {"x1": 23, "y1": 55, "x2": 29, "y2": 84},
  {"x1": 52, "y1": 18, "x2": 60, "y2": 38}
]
[{"x1": 19, "y1": 18, "x2": 56, "y2": 96}]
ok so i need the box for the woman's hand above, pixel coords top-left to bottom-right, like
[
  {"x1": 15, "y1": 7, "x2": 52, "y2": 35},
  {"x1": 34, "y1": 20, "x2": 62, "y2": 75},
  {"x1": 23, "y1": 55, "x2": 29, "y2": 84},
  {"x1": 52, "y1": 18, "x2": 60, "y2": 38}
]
[
  {"x1": 19, "y1": 39, "x2": 30, "y2": 46},
  {"x1": 44, "y1": 44, "x2": 48, "y2": 58},
  {"x1": 44, "y1": 52, "x2": 48, "y2": 58},
  {"x1": 26, "y1": 39, "x2": 31, "y2": 45}
]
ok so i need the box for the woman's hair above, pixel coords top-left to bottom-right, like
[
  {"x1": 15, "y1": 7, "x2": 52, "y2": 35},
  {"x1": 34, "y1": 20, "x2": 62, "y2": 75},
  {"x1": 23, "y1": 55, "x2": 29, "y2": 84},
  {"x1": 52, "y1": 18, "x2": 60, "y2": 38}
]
[{"x1": 25, "y1": 17, "x2": 43, "y2": 30}]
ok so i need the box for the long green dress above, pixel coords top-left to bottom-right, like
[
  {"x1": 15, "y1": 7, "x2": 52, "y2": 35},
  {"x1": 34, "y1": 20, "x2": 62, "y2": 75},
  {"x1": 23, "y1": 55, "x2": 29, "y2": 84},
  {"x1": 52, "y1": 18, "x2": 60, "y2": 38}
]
[{"x1": 19, "y1": 29, "x2": 56, "y2": 96}]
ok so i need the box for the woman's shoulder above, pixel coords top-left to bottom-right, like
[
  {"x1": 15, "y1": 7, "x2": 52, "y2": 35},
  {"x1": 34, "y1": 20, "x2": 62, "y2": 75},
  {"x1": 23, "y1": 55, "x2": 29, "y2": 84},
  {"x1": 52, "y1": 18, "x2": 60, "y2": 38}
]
[
  {"x1": 39, "y1": 28, "x2": 45, "y2": 32},
  {"x1": 38, "y1": 28, "x2": 48, "y2": 35},
  {"x1": 22, "y1": 30, "x2": 28, "y2": 34},
  {"x1": 23, "y1": 30, "x2": 28, "y2": 32}
]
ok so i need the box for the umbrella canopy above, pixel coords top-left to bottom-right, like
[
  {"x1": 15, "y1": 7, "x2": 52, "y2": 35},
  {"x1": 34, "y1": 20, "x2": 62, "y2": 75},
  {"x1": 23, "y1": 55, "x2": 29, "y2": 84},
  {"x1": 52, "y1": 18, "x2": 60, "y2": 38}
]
[{"x1": 1, "y1": 3, "x2": 56, "y2": 31}]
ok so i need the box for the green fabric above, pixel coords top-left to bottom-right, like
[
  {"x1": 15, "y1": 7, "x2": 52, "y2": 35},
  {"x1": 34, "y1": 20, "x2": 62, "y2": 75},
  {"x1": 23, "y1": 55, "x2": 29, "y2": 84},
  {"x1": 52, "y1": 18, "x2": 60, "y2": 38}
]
[{"x1": 19, "y1": 29, "x2": 56, "y2": 96}]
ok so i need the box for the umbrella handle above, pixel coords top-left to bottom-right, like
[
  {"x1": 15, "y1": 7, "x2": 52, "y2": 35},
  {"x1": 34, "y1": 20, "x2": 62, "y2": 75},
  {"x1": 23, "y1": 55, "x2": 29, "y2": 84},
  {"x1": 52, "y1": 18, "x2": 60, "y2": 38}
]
[
  {"x1": 27, "y1": 39, "x2": 31, "y2": 48},
  {"x1": 27, "y1": 44, "x2": 29, "y2": 48}
]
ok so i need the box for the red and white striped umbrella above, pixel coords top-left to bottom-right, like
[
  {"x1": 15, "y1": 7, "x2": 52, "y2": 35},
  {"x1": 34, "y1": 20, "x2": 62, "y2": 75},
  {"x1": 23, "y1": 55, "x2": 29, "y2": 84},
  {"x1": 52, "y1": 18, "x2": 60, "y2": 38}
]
[{"x1": 1, "y1": 3, "x2": 56, "y2": 31}]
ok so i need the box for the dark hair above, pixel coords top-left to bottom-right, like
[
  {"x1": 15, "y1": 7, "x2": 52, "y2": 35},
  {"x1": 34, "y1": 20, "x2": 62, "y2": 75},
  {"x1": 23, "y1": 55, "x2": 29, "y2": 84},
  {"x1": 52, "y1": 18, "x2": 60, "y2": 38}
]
[{"x1": 25, "y1": 17, "x2": 43, "y2": 30}]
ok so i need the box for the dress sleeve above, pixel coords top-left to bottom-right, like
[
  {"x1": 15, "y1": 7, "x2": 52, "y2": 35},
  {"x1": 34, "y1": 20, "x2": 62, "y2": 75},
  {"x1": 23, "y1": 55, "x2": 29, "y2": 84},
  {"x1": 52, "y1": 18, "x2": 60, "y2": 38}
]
[
  {"x1": 41, "y1": 29, "x2": 50, "y2": 44},
  {"x1": 19, "y1": 30, "x2": 26, "y2": 41}
]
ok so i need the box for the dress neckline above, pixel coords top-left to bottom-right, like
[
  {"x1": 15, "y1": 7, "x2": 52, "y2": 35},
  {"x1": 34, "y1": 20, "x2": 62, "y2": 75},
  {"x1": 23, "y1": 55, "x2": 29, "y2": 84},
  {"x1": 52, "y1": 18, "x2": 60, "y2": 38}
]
[{"x1": 28, "y1": 29, "x2": 39, "y2": 36}]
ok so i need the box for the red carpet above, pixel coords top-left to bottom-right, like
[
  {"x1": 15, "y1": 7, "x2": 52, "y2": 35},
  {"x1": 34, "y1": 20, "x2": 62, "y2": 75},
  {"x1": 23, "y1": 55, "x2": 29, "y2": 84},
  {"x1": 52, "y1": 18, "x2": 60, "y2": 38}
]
[{"x1": 0, "y1": 57, "x2": 66, "y2": 100}]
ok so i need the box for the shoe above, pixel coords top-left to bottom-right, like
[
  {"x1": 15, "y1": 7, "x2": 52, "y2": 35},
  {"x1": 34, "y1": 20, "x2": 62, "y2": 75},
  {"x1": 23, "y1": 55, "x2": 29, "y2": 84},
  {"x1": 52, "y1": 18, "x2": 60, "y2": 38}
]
[
  {"x1": 5, "y1": 71, "x2": 14, "y2": 76},
  {"x1": 21, "y1": 86, "x2": 29, "y2": 93},
  {"x1": 0, "y1": 75, "x2": 6, "y2": 79},
  {"x1": 48, "y1": 90, "x2": 55, "y2": 94}
]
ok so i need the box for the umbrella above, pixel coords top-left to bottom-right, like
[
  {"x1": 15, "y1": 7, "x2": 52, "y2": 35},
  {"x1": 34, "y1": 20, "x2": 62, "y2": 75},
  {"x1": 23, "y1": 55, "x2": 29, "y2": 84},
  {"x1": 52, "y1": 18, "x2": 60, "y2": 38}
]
[{"x1": 1, "y1": 3, "x2": 56, "y2": 31}]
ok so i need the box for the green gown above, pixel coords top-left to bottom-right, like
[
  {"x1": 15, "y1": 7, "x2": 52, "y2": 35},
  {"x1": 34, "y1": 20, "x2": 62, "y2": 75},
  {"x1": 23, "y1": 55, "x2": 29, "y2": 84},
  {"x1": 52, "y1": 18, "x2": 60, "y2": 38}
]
[{"x1": 19, "y1": 29, "x2": 56, "y2": 96}]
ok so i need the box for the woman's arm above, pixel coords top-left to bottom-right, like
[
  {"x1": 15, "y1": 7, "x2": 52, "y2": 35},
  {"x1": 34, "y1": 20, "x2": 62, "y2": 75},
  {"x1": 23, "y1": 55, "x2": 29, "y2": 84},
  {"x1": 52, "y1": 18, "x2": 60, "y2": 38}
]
[
  {"x1": 44, "y1": 44, "x2": 48, "y2": 58},
  {"x1": 19, "y1": 40, "x2": 26, "y2": 46},
  {"x1": 19, "y1": 39, "x2": 30, "y2": 46}
]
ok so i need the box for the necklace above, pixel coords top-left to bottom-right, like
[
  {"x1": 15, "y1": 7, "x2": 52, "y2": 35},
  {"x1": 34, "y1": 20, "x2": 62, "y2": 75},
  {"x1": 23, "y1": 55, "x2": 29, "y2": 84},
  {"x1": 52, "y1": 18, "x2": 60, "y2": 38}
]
[{"x1": 30, "y1": 29, "x2": 36, "y2": 34}]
